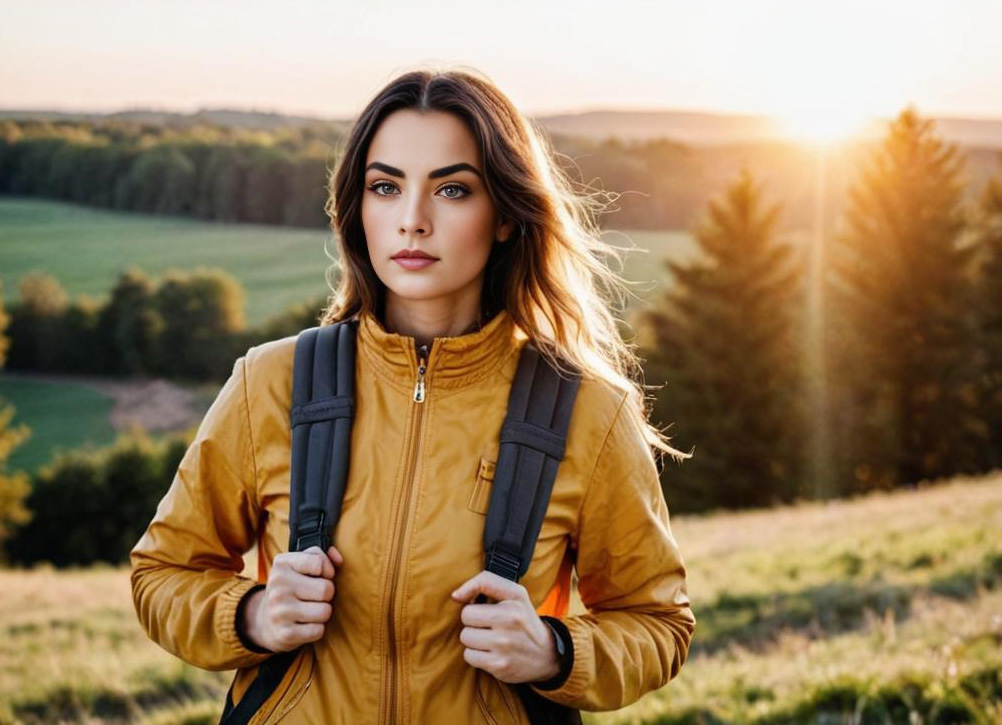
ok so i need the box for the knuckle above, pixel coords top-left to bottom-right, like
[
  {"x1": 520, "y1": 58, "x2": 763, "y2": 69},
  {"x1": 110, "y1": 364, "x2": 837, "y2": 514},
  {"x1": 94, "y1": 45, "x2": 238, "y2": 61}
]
[{"x1": 276, "y1": 627, "x2": 294, "y2": 649}]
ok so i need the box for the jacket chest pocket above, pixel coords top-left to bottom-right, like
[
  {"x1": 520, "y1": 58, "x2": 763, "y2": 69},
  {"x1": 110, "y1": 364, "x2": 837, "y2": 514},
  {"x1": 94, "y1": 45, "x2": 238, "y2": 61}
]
[{"x1": 468, "y1": 456, "x2": 496, "y2": 515}]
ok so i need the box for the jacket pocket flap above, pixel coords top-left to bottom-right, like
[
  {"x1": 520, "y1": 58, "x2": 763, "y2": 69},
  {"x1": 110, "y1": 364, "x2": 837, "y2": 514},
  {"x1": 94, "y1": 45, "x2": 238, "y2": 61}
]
[
  {"x1": 478, "y1": 457, "x2": 496, "y2": 481},
  {"x1": 469, "y1": 456, "x2": 496, "y2": 515}
]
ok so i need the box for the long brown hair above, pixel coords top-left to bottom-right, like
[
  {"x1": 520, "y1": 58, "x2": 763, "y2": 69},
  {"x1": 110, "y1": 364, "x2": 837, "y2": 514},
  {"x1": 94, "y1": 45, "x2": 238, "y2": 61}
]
[{"x1": 320, "y1": 66, "x2": 691, "y2": 467}]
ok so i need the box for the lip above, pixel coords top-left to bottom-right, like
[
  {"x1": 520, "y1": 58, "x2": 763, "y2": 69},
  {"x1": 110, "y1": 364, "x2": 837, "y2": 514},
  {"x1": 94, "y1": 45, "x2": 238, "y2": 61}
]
[
  {"x1": 393, "y1": 257, "x2": 438, "y2": 270},
  {"x1": 392, "y1": 250, "x2": 439, "y2": 260}
]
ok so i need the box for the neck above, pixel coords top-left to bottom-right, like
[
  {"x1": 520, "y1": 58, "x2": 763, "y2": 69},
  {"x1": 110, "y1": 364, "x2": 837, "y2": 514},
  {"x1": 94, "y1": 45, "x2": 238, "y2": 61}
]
[{"x1": 380, "y1": 297, "x2": 486, "y2": 350}]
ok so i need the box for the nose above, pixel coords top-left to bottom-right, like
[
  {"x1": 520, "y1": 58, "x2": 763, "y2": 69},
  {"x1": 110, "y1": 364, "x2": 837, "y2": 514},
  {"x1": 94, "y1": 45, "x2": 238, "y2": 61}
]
[{"x1": 399, "y1": 189, "x2": 432, "y2": 238}]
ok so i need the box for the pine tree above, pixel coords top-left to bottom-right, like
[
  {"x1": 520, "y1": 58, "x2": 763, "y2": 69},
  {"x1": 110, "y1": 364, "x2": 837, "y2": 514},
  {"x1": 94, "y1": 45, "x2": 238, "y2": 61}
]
[
  {"x1": 638, "y1": 167, "x2": 808, "y2": 511},
  {"x1": 828, "y1": 106, "x2": 983, "y2": 488},
  {"x1": 0, "y1": 281, "x2": 32, "y2": 558},
  {"x1": 972, "y1": 164, "x2": 1002, "y2": 469}
]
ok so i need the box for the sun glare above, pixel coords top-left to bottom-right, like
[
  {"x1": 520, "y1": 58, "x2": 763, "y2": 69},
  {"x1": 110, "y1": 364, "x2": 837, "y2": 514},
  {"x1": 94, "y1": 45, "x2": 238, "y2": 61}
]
[{"x1": 776, "y1": 105, "x2": 871, "y2": 147}]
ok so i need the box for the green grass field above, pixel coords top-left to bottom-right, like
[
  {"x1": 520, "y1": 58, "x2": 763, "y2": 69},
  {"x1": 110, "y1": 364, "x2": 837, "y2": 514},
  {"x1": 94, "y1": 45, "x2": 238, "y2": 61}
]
[
  {"x1": 0, "y1": 197, "x2": 333, "y2": 327},
  {"x1": 0, "y1": 473, "x2": 998, "y2": 724},
  {"x1": 0, "y1": 197, "x2": 703, "y2": 327},
  {"x1": 0, "y1": 377, "x2": 117, "y2": 473}
]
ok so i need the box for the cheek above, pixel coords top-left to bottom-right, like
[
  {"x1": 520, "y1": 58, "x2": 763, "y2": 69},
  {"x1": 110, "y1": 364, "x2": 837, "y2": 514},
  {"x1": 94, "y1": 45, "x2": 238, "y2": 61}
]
[
  {"x1": 441, "y1": 199, "x2": 496, "y2": 247},
  {"x1": 360, "y1": 200, "x2": 388, "y2": 250}
]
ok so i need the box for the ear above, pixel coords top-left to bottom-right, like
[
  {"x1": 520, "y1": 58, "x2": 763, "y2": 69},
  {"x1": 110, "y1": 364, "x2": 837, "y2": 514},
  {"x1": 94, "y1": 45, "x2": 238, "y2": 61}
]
[{"x1": 495, "y1": 218, "x2": 516, "y2": 244}]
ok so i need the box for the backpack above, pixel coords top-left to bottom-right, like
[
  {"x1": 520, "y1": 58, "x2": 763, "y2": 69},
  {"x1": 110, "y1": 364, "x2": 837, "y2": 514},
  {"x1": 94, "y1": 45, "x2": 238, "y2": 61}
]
[{"x1": 221, "y1": 318, "x2": 583, "y2": 725}]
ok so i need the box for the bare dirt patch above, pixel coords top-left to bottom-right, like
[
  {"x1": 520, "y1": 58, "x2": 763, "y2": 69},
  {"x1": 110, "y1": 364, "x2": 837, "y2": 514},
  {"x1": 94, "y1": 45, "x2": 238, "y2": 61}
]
[{"x1": 3, "y1": 372, "x2": 207, "y2": 433}]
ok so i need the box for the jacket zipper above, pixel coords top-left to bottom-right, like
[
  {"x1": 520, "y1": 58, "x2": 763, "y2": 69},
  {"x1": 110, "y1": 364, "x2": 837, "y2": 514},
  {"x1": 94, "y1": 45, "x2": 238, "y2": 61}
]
[{"x1": 383, "y1": 342, "x2": 431, "y2": 725}]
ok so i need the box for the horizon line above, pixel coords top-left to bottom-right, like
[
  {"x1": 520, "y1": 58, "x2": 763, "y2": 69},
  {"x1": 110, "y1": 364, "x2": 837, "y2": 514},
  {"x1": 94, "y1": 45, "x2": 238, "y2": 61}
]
[{"x1": 2, "y1": 103, "x2": 1001, "y2": 125}]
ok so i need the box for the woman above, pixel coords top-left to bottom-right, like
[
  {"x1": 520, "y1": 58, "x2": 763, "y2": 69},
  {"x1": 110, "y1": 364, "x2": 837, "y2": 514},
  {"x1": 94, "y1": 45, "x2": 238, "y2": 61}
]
[{"x1": 130, "y1": 67, "x2": 696, "y2": 724}]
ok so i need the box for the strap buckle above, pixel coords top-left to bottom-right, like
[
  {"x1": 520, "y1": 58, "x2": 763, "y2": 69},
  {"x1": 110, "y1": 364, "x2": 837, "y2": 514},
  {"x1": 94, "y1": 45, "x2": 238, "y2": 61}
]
[
  {"x1": 295, "y1": 511, "x2": 330, "y2": 552},
  {"x1": 486, "y1": 543, "x2": 522, "y2": 582}
]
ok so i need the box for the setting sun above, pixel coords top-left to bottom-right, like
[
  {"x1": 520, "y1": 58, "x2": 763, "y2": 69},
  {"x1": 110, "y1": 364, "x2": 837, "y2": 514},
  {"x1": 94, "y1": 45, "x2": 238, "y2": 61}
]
[{"x1": 775, "y1": 105, "x2": 872, "y2": 145}]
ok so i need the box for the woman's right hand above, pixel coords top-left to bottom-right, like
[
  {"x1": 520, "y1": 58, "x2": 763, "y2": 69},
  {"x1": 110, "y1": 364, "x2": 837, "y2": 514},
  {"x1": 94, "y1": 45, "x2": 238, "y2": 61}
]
[{"x1": 241, "y1": 544, "x2": 345, "y2": 652}]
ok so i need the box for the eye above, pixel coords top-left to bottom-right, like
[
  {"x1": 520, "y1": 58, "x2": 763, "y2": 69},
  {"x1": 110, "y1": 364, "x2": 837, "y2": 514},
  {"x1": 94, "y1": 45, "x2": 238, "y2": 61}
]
[
  {"x1": 439, "y1": 183, "x2": 470, "y2": 199},
  {"x1": 367, "y1": 181, "x2": 398, "y2": 196}
]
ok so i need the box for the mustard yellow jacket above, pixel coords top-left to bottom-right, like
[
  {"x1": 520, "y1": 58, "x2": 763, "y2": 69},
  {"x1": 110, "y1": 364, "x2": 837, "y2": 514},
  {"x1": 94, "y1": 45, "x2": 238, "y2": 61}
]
[{"x1": 130, "y1": 307, "x2": 695, "y2": 724}]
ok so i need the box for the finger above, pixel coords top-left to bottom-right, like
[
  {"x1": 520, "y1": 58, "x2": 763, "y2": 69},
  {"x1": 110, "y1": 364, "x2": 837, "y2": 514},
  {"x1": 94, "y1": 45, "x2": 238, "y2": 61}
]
[
  {"x1": 459, "y1": 603, "x2": 498, "y2": 628},
  {"x1": 452, "y1": 571, "x2": 520, "y2": 604},
  {"x1": 328, "y1": 545, "x2": 345, "y2": 567},
  {"x1": 294, "y1": 574, "x2": 336, "y2": 602},
  {"x1": 459, "y1": 625, "x2": 495, "y2": 652},
  {"x1": 298, "y1": 546, "x2": 335, "y2": 579},
  {"x1": 292, "y1": 600, "x2": 333, "y2": 624},
  {"x1": 317, "y1": 548, "x2": 335, "y2": 579},
  {"x1": 462, "y1": 647, "x2": 492, "y2": 670},
  {"x1": 286, "y1": 550, "x2": 329, "y2": 577},
  {"x1": 288, "y1": 622, "x2": 325, "y2": 644}
]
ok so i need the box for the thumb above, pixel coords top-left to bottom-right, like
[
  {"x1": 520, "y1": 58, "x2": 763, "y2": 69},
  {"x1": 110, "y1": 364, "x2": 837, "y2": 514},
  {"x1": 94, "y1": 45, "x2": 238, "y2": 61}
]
[
  {"x1": 327, "y1": 544, "x2": 344, "y2": 568},
  {"x1": 451, "y1": 571, "x2": 514, "y2": 603}
]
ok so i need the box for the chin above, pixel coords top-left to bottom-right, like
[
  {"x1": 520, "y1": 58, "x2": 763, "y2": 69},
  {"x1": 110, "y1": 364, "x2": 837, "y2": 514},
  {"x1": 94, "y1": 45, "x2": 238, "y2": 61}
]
[{"x1": 384, "y1": 281, "x2": 448, "y2": 301}]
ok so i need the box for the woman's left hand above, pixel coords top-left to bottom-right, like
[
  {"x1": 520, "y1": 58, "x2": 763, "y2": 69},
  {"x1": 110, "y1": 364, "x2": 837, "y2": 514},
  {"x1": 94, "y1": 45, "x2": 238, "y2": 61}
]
[{"x1": 451, "y1": 570, "x2": 561, "y2": 684}]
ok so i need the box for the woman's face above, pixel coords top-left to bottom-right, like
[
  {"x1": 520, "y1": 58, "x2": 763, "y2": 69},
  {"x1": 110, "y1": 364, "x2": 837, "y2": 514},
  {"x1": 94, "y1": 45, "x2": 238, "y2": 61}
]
[{"x1": 361, "y1": 109, "x2": 513, "y2": 311}]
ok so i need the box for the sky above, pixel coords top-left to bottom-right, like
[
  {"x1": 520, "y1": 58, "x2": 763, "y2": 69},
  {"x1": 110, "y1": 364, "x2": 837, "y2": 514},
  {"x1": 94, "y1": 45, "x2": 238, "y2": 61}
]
[{"x1": 2, "y1": 0, "x2": 1000, "y2": 134}]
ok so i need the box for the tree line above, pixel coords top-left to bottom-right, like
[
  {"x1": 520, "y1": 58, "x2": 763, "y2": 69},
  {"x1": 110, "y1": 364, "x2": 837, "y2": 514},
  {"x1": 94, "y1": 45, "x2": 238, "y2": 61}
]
[
  {"x1": 0, "y1": 116, "x2": 894, "y2": 231},
  {"x1": 0, "y1": 119, "x2": 335, "y2": 228},
  {"x1": 5, "y1": 267, "x2": 327, "y2": 382}
]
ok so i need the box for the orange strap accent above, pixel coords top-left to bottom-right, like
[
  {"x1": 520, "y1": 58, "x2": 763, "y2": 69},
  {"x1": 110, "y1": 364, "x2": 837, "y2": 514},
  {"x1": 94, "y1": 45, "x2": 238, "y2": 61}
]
[{"x1": 535, "y1": 551, "x2": 573, "y2": 618}]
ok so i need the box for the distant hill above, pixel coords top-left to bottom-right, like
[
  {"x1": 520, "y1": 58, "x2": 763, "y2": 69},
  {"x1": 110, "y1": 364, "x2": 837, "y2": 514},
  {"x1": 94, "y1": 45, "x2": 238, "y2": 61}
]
[
  {"x1": 0, "y1": 106, "x2": 351, "y2": 133},
  {"x1": 539, "y1": 108, "x2": 786, "y2": 145},
  {"x1": 3, "y1": 105, "x2": 1001, "y2": 148},
  {"x1": 538, "y1": 109, "x2": 1002, "y2": 149}
]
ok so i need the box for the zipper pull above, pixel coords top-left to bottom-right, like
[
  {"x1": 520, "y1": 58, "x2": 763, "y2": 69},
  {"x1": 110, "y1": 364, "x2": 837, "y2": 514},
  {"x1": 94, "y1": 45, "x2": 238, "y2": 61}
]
[{"x1": 414, "y1": 344, "x2": 429, "y2": 403}]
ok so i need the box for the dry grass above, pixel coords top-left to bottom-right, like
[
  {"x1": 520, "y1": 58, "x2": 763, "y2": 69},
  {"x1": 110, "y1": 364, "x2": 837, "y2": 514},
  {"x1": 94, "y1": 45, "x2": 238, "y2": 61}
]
[{"x1": 1, "y1": 474, "x2": 999, "y2": 724}]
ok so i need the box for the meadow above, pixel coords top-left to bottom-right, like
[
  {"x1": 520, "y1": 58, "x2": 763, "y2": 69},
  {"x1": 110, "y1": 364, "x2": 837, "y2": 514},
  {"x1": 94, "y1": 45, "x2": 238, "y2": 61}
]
[
  {"x1": 0, "y1": 377, "x2": 117, "y2": 473},
  {"x1": 0, "y1": 198, "x2": 332, "y2": 328},
  {"x1": 0, "y1": 473, "x2": 998, "y2": 724}
]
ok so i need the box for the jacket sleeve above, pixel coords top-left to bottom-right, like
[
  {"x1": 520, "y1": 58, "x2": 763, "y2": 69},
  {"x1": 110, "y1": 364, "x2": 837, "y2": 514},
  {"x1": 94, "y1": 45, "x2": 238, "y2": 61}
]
[
  {"x1": 129, "y1": 354, "x2": 274, "y2": 672},
  {"x1": 529, "y1": 392, "x2": 696, "y2": 710}
]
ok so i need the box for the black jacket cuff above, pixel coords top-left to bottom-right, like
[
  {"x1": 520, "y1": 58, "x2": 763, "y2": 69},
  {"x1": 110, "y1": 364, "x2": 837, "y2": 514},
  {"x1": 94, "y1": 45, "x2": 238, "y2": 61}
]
[
  {"x1": 234, "y1": 583, "x2": 273, "y2": 654},
  {"x1": 532, "y1": 615, "x2": 574, "y2": 690}
]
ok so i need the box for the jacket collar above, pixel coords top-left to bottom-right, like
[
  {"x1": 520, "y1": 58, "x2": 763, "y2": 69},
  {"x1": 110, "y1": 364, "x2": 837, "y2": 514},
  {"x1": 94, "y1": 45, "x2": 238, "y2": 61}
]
[{"x1": 355, "y1": 307, "x2": 521, "y2": 390}]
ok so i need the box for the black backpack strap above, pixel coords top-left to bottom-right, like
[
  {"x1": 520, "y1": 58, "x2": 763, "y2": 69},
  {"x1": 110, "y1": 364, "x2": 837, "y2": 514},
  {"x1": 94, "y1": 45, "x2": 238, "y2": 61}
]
[
  {"x1": 220, "y1": 649, "x2": 298, "y2": 724},
  {"x1": 288, "y1": 321, "x2": 358, "y2": 553},
  {"x1": 220, "y1": 320, "x2": 358, "y2": 725},
  {"x1": 481, "y1": 343, "x2": 581, "y2": 583},
  {"x1": 479, "y1": 342, "x2": 584, "y2": 725}
]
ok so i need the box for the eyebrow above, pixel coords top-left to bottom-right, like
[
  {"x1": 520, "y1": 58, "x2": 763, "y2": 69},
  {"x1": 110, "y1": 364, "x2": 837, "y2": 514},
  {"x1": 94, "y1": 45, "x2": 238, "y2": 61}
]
[{"x1": 365, "y1": 161, "x2": 483, "y2": 180}]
